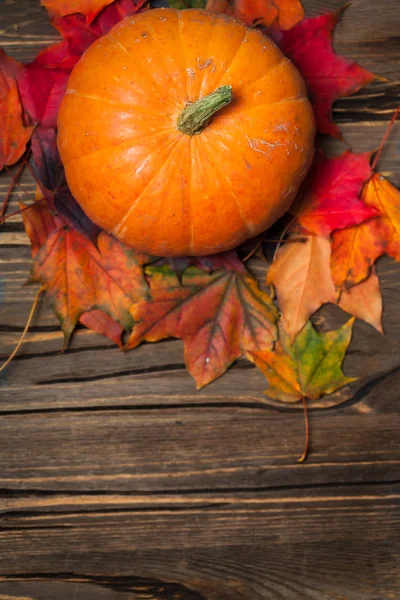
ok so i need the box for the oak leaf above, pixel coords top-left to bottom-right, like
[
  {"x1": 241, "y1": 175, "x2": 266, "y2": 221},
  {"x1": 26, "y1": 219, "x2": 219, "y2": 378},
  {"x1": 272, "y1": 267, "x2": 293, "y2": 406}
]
[
  {"x1": 274, "y1": 9, "x2": 378, "y2": 136},
  {"x1": 22, "y1": 201, "x2": 152, "y2": 344},
  {"x1": 41, "y1": 0, "x2": 115, "y2": 23},
  {"x1": 248, "y1": 319, "x2": 356, "y2": 403},
  {"x1": 126, "y1": 265, "x2": 278, "y2": 388},
  {"x1": 338, "y1": 268, "x2": 383, "y2": 334},
  {"x1": 267, "y1": 235, "x2": 336, "y2": 341},
  {"x1": 0, "y1": 49, "x2": 34, "y2": 170},
  {"x1": 292, "y1": 151, "x2": 378, "y2": 237},
  {"x1": 206, "y1": 0, "x2": 304, "y2": 30}
]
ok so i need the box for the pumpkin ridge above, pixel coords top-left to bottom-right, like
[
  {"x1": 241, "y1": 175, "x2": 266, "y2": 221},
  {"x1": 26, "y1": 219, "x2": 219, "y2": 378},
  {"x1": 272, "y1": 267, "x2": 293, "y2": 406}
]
[
  {"x1": 187, "y1": 136, "x2": 195, "y2": 255},
  {"x1": 177, "y1": 10, "x2": 189, "y2": 99},
  {"x1": 62, "y1": 130, "x2": 175, "y2": 168},
  {"x1": 112, "y1": 134, "x2": 186, "y2": 238},
  {"x1": 108, "y1": 34, "x2": 178, "y2": 109},
  {"x1": 244, "y1": 96, "x2": 307, "y2": 113},
  {"x1": 207, "y1": 24, "x2": 248, "y2": 95},
  {"x1": 65, "y1": 89, "x2": 168, "y2": 118},
  {"x1": 237, "y1": 55, "x2": 287, "y2": 95},
  {"x1": 201, "y1": 136, "x2": 254, "y2": 238}
]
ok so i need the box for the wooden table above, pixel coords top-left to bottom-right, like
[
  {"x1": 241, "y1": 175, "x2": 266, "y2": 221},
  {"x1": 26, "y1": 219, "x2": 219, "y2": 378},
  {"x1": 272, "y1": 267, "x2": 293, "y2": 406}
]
[{"x1": 1, "y1": 1, "x2": 399, "y2": 598}]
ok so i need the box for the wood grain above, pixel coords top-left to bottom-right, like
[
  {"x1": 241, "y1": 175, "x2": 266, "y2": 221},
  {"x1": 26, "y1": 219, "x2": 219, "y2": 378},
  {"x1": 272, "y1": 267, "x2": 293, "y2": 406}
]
[{"x1": 0, "y1": 0, "x2": 400, "y2": 598}]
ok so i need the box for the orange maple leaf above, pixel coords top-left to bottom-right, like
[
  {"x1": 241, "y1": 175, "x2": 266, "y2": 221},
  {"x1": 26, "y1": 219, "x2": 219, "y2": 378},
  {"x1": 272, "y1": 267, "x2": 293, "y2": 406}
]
[
  {"x1": 268, "y1": 234, "x2": 383, "y2": 338},
  {"x1": 0, "y1": 50, "x2": 34, "y2": 170},
  {"x1": 206, "y1": 0, "x2": 304, "y2": 30},
  {"x1": 22, "y1": 201, "x2": 152, "y2": 344},
  {"x1": 126, "y1": 265, "x2": 278, "y2": 388},
  {"x1": 331, "y1": 174, "x2": 400, "y2": 289},
  {"x1": 338, "y1": 268, "x2": 383, "y2": 334},
  {"x1": 267, "y1": 235, "x2": 336, "y2": 341},
  {"x1": 41, "y1": 0, "x2": 115, "y2": 23}
]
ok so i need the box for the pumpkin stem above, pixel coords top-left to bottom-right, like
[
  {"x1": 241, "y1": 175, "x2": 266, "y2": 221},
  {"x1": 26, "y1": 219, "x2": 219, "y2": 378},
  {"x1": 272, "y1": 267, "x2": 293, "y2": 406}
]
[{"x1": 177, "y1": 85, "x2": 233, "y2": 136}]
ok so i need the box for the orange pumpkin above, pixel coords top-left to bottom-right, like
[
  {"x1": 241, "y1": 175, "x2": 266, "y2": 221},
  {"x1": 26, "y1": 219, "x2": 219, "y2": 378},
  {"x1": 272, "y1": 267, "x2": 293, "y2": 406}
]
[{"x1": 57, "y1": 8, "x2": 315, "y2": 256}]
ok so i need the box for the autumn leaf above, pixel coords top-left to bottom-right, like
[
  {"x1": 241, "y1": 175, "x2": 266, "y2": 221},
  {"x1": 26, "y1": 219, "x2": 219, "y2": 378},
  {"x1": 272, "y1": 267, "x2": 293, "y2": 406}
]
[
  {"x1": 18, "y1": 62, "x2": 68, "y2": 128},
  {"x1": 248, "y1": 319, "x2": 356, "y2": 403},
  {"x1": 330, "y1": 218, "x2": 388, "y2": 289},
  {"x1": 338, "y1": 268, "x2": 383, "y2": 334},
  {"x1": 79, "y1": 310, "x2": 124, "y2": 346},
  {"x1": 274, "y1": 8, "x2": 378, "y2": 136},
  {"x1": 364, "y1": 174, "x2": 400, "y2": 263},
  {"x1": 331, "y1": 174, "x2": 400, "y2": 288},
  {"x1": 126, "y1": 265, "x2": 278, "y2": 388},
  {"x1": 0, "y1": 49, "x2": 34, "y2": 170},
  {"x1": 292, "y1": 150, "x2": 378, "y2": 237},
  {"x1": 22, "y1": 201, "x2": 152, "y2": 343},
  {"x1": 267, "y1": 235, "x2": 336, "y2": 341},
  {"x1": 206, "y1": 0, "x2": 304, "y2": 30},
  {"x1": 37, "y1": 0, "x2": 148, "y2": 71},
  {"x1": 41, "y1": 0, "x2": 115, "y2": 23}
]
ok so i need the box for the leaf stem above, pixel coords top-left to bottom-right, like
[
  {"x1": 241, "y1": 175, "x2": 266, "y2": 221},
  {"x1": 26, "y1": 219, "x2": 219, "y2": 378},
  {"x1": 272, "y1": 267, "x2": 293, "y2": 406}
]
[
  {"x1": 298, "y1": 396, "x2": 309, "y2": 463},
  {"x1": 371, "y1": 105, "x2": 400, "y2": 172},
  {"x1": 0, "y1": 286, "x2": 45, "y2": 374}
]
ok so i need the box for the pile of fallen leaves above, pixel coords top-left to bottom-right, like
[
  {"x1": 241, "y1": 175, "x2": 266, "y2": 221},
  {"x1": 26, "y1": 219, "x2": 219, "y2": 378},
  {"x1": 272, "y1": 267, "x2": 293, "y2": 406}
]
[{"x1": 1, "y1": 0, "x2": 399, "y2": 460}]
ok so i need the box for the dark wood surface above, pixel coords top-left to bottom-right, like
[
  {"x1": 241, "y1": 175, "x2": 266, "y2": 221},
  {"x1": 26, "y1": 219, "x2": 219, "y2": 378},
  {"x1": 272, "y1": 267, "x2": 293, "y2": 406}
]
[{"x1": 1, "y1": 1, "x2": 400, "y2": 598}]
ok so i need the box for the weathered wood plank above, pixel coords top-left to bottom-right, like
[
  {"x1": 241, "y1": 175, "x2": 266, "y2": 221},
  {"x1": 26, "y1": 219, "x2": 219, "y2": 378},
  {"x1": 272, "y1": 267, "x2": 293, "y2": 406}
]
[{"x1": 0, "y1": 488, "x2": 399, "y2": 599}]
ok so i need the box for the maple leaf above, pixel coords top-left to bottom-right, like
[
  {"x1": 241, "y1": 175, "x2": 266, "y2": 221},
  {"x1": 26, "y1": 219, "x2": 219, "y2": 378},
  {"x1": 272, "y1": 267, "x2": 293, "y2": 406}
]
[
  {"x1": 248, "y1": 319, "x2": 356, "y2": 403},
  {"x1": 126, "y1": 265, "x2": 278, "y2": 388},
  {"x1": 274, "y1": 8, "x2": 378, "y2": 137},
  {"x1": 206, "y1": 0, "x2": 304, "y2": 30},
  {"x1": 36, "y1": 0, "x2": 148, "y2": 71},
  {"x1": 338, "y1": 268, "x2": 383, "y2": 334},
  {"x1": 292, "y1": 150, "x2": 378, "y2": 237},
  {"x1": 79, "y1": 310, "x2": 124, "y2": 346},
  {"x1": 18, "y1": 62, "x2": 69, "y2": 128},
  {"x1": 41, "y1": 0, "x2": 115, "y2": 23},
  {"x1": 364, "y1": 174, "x2": 400, "y2": 263},
  {"x1": 0, "y1": 49, "x2": 34, "y2": 170},
  {"x1": 331, "y1": 174, "x2": 400, "y2": 288},
  {"x1": 267, "y1": 235, "x2": 336, "y2": 341},
  {"x1": 330, "y1": 218, "x2": 388, "y2": 289},
  {"x1": 22, "y1": 201, "x2": 152, "y2": 343}
]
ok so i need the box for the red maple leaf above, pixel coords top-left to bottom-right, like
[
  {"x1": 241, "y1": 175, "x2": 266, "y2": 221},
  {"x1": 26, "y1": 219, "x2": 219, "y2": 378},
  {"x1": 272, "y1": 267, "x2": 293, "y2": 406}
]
[
  {"x1": 18, "y1": 62, "x2": 69, "y2": 128},
  {"x1": 126, "y1": 265, "x2": 278, "y2": 388},
  {"x1": 274, "y1": 8, "x2": 378, "y2": 137},
  {"x1": 0, "y1": 49, "x2": 34, "y2": 170},
  {"x1": 291, "y1": 150, "x2": 378, "y2": 237}
]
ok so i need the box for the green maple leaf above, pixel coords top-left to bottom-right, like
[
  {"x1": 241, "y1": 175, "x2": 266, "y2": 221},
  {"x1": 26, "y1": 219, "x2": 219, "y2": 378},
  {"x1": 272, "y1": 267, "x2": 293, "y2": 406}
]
[{"x1": 249, "y1": 319, "x2": 357, "y2": 403}]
